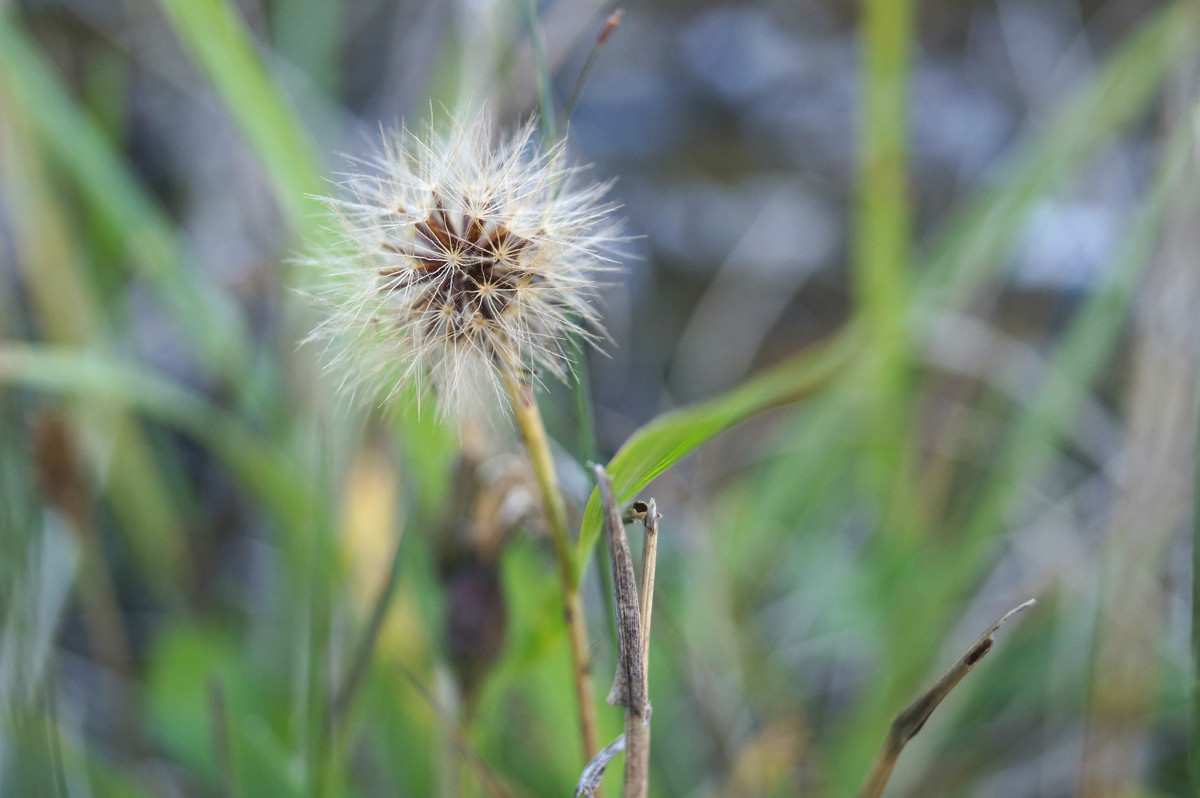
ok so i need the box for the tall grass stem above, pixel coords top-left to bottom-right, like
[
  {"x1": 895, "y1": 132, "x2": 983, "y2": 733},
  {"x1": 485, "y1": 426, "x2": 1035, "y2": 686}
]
[{"x1": 504, "y1": 374, "x2": 601, "y2": 766}]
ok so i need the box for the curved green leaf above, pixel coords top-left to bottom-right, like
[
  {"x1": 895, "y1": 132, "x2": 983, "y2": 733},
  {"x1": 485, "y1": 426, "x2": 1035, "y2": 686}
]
[{"x1": 573, "y1": 324, "x2": 865, "y2": 582}]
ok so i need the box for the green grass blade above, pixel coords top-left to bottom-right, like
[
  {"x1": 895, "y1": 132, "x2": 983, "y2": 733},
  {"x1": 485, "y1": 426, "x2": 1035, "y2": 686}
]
[
  {"x1": 0, "y1": 345, "x2": 313, "y2": 534},
  {"x1": 271, "y1": 0, "x2": 342, "y2": 98},
  {"x1": 573, "y1": 324, "x2": 865, "y2": 583},
  {"x1": 827, "y1": 91, "x2": 1199, "y2": 791},
  {"x1": 917, "y1": 1, "x2": 1196, "y2": 308},
  {"x1": 0, "y1": 15, "x2": 251, "y2": 380},
  {"x1": 857, "y1": 0, "x2": 913, "y2": 325},
  {"x1": 857, "y1": 0, "x2": 914, "y2": 348},
  {"x1": 153, "y1": 0, "x2": 325, "y2": 228},
  {"x1": 1194, "y1": 381, "x2": 1200, "y2": 797},
  {"x1": 521, "y1": 0, "x2": 557, "y2": 144},
  {"x1": 856, "y1": 0, "x2": 917, "y2": 523}
]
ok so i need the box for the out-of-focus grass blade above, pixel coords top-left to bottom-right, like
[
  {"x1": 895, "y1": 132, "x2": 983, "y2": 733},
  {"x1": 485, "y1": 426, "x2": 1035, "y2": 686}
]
[
  {"x1": 757, "y1": 0, "x2": 1195, "y2": 540},
  {"x1": 0, "y1": 15, "x2": 251, "y2": 381},
  {"x1": 574, "y1": 324, "x2": 865, "y2": 582},
  {"x1": 271, "y1": 0, "x2": 342, "y2": 98},
  {"x1": 0, "y1": 345, "x2": 313, "y2": 534},
  {"x1": 56, "y1": 738, "x2": 158, "y2": 798},
  {"x1": 522, "y1": 0, "x2": 556, "y2": 145},
  {"x1": 826, "y1": 88, "x2": 1200, "y2": 793},
  {"x1": 153, "y1": 0, "x2": 325, "y2": 227},
  {"x1": 0, "y1": 522, "x2": 78, "y2": 705},
  {"x1": 154, "y1": 0, "x2": 456, "y2": 475},
  {"x1": 574, "y1": 3, "x2": 1192, "y2": 588},
  {"x1": 951, "y1": 84, "x2": 1197, "y2": 579},
  {"x1": 855, "y1": 0, "x2": 917, "y2": 517},
  {"x1": 917, "y1": 1, "x2": 1196, "y2": 308},
  {"x1": 1194, "y1": 357, "x2": 1200, "y2": 793},
  {"x1": 1, "y1": 107, "x2": 194, "y2": 596}
]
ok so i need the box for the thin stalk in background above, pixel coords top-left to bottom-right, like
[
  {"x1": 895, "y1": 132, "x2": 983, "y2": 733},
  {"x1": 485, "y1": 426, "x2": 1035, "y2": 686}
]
[
  {"x1": 551, "y1": 8, "x2": 627, "y2": 674},
  {"x1": 1193, "y1": 389, "x2": 1200, "y2": 797},
  {"x1": 856, "y1": 0, "x2": 916, "y2": 519},
  {"x1": 556, "y1": 9, "x2": 625, "y2": 135},
  {"x1": 523, "y1": 0, "x2": 557, "y2": 145}
]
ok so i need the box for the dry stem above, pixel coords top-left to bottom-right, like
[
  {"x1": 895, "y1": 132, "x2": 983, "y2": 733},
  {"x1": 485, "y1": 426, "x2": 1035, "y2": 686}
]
[
  {"x1": 505, "y1": 374, "x2": 600, "y2": 764},
  {"x1": 635, "y1": 501, "x2": 659, "y2": 688},
  {"x1": 574, "y1": 735, "x2": 627, "y2": 798},
  {"x1": 858, "y1": 599, "x2": 1035, "y2": 798},
  {"x1": 595, "y1": 466, "x2": 651, "y2": 798}
]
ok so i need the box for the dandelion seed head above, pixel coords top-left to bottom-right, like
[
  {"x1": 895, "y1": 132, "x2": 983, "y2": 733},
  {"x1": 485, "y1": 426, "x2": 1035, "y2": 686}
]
[{"x1": 308, "y1": 113, "x2": 621, "y2": 418}]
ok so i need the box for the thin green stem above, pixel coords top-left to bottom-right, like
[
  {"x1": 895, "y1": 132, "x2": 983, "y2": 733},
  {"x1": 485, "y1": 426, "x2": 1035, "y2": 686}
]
[
  {"x1": 523, "y1": 0, "x2": 556, "y2": 144},
  {"x1": 556, "y1": 9, "x2": 624, "y2": 135},
  {"x1": 503, "y1": 374, "x2": 600, "y2": 765},
  {"x1": 1193, "y1": 384, "x2": 1200, "y2": 797},
  {"x1": 331, "y1": 531, "x2": 406, "y2": 727},
  {"x1": 857, "y1": 0, "x2": 916, "y2": 534}
]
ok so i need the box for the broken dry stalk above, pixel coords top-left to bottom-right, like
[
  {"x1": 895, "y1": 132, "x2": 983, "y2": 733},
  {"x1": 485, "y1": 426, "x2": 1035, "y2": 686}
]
[
  {"x1": 595, "y1": 465, "x2": 652, "y2": 798},
  {"x1": 507, "y1": 375, "x2": 600, "y2": 765},
  {"x1": 574, "y1": 735, "x2": 627, "y2": 798},
  {"x1": 858, "y1": 599, "x2": 1036, "y2": 798},
  {"x1": 634, "y1": 500, "x2": 659, "y2": 691}
]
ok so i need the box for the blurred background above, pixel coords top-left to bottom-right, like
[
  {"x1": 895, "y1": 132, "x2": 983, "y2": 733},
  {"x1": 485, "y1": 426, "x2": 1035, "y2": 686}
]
[{"x1": 1, "y1": 0, "x2": 1197, "y2": 796}]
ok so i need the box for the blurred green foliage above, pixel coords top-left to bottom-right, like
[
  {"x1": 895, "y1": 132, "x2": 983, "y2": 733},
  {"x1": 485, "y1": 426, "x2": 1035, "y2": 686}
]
[{"x1": 1, "y1": 0, "x2": 1198, "y2": 796}]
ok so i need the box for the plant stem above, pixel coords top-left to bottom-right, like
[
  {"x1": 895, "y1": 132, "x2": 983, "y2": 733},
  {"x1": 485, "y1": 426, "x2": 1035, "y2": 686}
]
[
  {"x1": 523, "y1": 0, "x2": 556, "y2": 144},
  {"x1": 1194, "y1": 398, "x2": 1200, "y2": 797},
  {"x1": 858, "y1": 600, "x2": 1035, "y2": 798},
  {"x1": 595, "y1": 468, "x2": 651, "y2": 798},
  {"x1": 637, "y1": 501, "x2": 659, "y2": 695},
  {"x1": 504, "y1": 374, "x2": 600, "y2": 765}
]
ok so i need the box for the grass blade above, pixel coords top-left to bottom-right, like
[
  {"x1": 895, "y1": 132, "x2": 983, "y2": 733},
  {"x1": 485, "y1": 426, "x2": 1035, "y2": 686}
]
[
  {"x1": 0, "y1": 345, "x2": 313, "y2": 533},
  {"x1": 0, "y1": 15, "x2": 251, "y2": 380},
  {"x1": 154, "y1": 0, "x2": 325, "y2": 227},
  {"x1": 917, "y1": 1, "x2": 1197, "y2": 308}
]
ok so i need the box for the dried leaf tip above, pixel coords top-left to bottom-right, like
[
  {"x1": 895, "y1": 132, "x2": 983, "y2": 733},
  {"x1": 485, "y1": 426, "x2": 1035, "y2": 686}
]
[
  {"x1": 858, "y1": 598, "x2": 1037, "y2": 798},
  {"x1": 598, "y1": 9, "x2": 625, "y2": 46}
]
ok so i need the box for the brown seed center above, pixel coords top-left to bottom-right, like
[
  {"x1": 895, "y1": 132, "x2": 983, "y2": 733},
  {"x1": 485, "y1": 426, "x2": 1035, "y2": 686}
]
[{"x1": 379, "y1": 198, "x2": 532, "y2": 340}]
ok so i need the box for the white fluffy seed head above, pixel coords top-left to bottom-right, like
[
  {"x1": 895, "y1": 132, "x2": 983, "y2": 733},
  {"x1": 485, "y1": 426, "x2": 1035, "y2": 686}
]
[{"x1": 307, "y1": 113, "x2": 622, "y2": 419}]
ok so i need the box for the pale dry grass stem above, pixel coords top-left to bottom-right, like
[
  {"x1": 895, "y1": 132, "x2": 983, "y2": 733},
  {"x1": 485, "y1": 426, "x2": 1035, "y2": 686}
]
[{"x1": 858, "y1": 599, "x2": 1035, "y2": 798}]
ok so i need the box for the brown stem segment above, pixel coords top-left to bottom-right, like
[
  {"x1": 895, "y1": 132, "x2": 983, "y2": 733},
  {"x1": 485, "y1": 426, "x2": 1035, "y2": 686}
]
[
  {"x1": 859, "y1": 599, "x2": 1035, "y2": 798},
  {"x1": 636, "y1": 500, "x2": 659, "y2": 694},
  {"x1": 505, "y1": 374, "x2": 600, "y2": 765},
  {"x1": 595, "y1": 466, "x2": 650, "y2": 798}
]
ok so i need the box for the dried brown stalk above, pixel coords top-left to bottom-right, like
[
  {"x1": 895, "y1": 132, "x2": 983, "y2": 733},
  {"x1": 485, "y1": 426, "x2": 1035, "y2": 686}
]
[
  {"x1": 594, "y1": 465, "x2": 653, "y2": 798},
  {"x1": 575, "y1": 734, "x2": 626, "y2": 798},
  {"x1": 636, "y1": 501, "x2": 659, "y2": 692},
  {"x1": 858, "y1": 599, "x2": 1035, "y2": 798}
]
